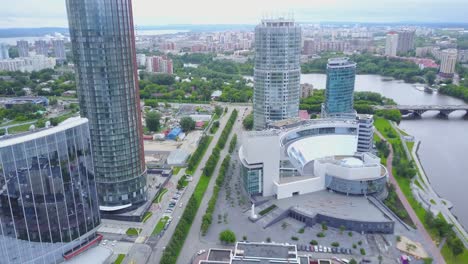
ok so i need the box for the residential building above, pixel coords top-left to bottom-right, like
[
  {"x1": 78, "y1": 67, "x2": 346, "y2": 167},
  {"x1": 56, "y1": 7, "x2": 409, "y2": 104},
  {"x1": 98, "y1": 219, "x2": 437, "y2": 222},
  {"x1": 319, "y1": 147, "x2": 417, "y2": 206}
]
[
  {"x1": 416, "y1": 46, "x2": 433, "y2": 57},
  {"x1": 146, "y1": 55, "x2": 173, "y2": 74},
  {"x1": 458, "y1": 49, "x2": 468, "y2": 63},
  {"x1": 385, "y1": 32, "x2": 398, "y2": 57},
  {"x1": 136, "y1": 53, "x2": 146, "y2": 67},
  {"x1": 396, "y1": 30, "x2": 415, "y2": 53},
  {"x1": 16, "y1": 40, "x2": 29, "y2": 57},
  {"x1": 52, "y1": 39, "x2": 66, "y2": 59},
  {"x1": 322, "y1": 57, "x2": 357, "y2": 117},
  {"x1": 303, "y1": 39, "x2": 315, "y2": 55},
  {"x1": 66, "y1": 0, "x2": 147, "y2": 212},
  {"x1": 356, "y1": 114, "x2": 374, "y2": 153},
  {"x1": 253, "y1": 18, "x2": 301, "y2": 130},
  {"x1": 439, "y1": 49, "x2": 458, "y2": 77},
  {"x1": 0, "y1": 55, "x2": 56, "y2": 72},
  {"x1": 0, "y1": 117, "x2": 101, "y2": 264},
  {"x1": 0, "y1": 43, "x2": 9, "y2": 59},
  {"x1": 35, "y1": 40, "x2": 49, "y2": 56},
  {"x1": 301, "y1": 83, "x2": 314, "y2": 98}
]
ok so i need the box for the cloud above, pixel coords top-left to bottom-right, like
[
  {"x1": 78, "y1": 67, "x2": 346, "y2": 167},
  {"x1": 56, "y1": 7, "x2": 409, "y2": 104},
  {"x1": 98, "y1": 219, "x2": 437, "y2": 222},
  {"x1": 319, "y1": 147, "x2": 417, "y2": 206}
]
[{"x1": 0, "y1": 0, "x2": 467, "y2": 28}]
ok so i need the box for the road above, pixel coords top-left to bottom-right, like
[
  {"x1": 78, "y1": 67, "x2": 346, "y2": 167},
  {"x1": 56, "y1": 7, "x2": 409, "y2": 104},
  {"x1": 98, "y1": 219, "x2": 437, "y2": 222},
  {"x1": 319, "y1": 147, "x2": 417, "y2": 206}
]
[
  {"x1": 375, "y1": 130, "x2": 446, "y2": 264},
  {"x1": 175, "y1": 107, "x2": 246, "y2": 264},
  {"x1": 145, "y1": 107, "x2": 240, "y2": 264}
]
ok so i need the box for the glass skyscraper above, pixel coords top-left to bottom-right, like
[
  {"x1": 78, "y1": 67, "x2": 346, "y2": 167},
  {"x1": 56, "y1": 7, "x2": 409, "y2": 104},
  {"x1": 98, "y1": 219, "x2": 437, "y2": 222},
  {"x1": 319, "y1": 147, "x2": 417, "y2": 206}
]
[
  {"x1": 0, "y1": 117, "x2": 101, "y2": 264},
  {"x1": 66, "y1": 0, "x2": 147, "y2": 211},
  {"x1": 253, "y1": 18, "x2": 301, "y2": 130},
  {"x1": 323, "y1": 57, "x2": 357, "y2": 117}
]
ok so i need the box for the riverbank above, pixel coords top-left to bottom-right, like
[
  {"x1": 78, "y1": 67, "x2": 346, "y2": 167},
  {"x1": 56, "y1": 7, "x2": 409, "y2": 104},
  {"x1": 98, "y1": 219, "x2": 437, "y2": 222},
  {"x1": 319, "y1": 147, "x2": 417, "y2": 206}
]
[{"x1": 376, "y1": 118, "x2": 468, "y2": 263}]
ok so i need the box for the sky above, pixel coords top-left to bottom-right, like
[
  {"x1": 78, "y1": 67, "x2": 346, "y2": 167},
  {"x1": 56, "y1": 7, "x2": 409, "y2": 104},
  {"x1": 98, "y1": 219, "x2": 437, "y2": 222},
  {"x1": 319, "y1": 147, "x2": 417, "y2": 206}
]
[{"x1": 1, "y1": 0, "x2": 468, "y2": 28}]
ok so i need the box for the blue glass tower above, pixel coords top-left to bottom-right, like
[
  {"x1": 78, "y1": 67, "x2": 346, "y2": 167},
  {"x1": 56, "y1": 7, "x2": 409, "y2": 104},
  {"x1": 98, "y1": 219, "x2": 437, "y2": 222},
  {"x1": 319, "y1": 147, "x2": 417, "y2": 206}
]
[{"x1": 323, "y1": 57, "x2": 357, "y2": 117}]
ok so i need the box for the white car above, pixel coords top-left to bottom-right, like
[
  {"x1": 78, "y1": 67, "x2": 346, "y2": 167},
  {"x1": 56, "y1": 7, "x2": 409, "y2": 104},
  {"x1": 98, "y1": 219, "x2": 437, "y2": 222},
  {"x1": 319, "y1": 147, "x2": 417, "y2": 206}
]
[{"x1": 197, "y1": 249, "x2": 206, "y2": 255}]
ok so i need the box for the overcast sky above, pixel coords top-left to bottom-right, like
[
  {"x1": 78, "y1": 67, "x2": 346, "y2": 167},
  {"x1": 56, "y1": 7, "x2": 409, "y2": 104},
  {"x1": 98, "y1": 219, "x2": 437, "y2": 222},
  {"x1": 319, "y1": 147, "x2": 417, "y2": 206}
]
[{"x1": 1, "y1": 0, "x2": 468, "y2": 28}]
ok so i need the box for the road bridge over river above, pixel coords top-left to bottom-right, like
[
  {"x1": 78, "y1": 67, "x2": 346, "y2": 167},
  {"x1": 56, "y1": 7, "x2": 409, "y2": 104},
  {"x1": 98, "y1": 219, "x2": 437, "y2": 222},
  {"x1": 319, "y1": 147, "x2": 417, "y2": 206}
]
[{"x1": 375, "y1": 105, "x2": 468, "y2": 118}]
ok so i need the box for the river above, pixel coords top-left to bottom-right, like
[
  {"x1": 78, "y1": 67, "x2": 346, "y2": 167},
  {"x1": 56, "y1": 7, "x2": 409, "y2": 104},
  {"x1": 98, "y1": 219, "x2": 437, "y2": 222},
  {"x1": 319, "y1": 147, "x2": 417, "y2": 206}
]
[{"x1": 301, "y1": 73, "x2": 468, "y2": 229}]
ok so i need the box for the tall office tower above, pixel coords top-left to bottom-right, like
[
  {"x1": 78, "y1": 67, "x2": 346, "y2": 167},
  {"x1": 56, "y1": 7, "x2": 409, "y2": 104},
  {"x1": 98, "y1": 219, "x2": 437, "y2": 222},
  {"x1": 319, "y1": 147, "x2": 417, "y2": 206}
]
[
  {"x1": 385, "y1": 32, "x2": 398, "y2": 57},
  {"x1": 0, "y1": 117, "x2": 101, "y2": 264},
  {"x1": 253, "y1": 18, "x2": 301, "y2": 130},
  {"x1": 16, "y1": 40, "x2": 29, "y2": 57},
  {"x1": 66, "y1": 0, "x2": 147, "y2": 212},
  {"x1": 0, "y1": 43, "x2": 9, "y2": 59},
  {"x1": 52, "y1": 39, "x2": 66, "y2": 59},
  {"x1": 322, "y1": 57, "x2": 357, "y2": 117},
  {"x1": 35, "y1": 40, "x2": 49, "y2": 56},
  {"x1": 396, "y1": 30, "x2": 415, "y2": 54},
  {"x1": 439, "y1": 49, "x2": 458, "y2": 78}
]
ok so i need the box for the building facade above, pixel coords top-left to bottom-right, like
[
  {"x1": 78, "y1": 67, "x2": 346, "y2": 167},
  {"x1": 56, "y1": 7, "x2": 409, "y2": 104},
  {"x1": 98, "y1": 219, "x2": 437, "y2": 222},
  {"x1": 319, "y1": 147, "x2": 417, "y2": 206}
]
[
  {"x1": 0, "y1": 117, "x2": 101, "y2": 264},
  {"x1": 0, "y1": 43, "x2": 9, "y2": 60},
  {"x1": 439, "y1": 49, "x2": 458, "y2": 77},
  {"x1": 17, "y1": 40, "x2": 29, "y2": 57},
  {"x1": 385, "y1": 32, "x2": 398, "y2": 57},
  {"x1": 322, "y1": 58, "x2": 357, "y2": 117},
  {"x1": 146, "y1": 56, "x2": 174, "y2": 75},
  {"x1": 253, "y1": 18, "x2": 301, "y2": 130},
  {"x1": 356, "y1": 114, "x2": 374, "y2": 153},
  {"x1": 0, "y1": 55, "x2": 56, "y2": 73},
  {"x1": 52, "y1": 40, "x2": 66, "y2": 60},
  {"x1": 239, "y1": 119, "x2": 387, "y2": 199},
  {"x1": 35, "y1": 40, "x2": 49, "y2": 57},
  {"x1": 396, "y1": 30, "x2": 415, "y2": 54},
  {"x1": 66, "y1": 0, "x2": 147, "y2": 211}
]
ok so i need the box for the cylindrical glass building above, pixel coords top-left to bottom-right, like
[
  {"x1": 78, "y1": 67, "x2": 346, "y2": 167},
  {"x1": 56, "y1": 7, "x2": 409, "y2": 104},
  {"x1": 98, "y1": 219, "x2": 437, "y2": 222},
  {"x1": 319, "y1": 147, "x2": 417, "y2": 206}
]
[
  {"x1": 323, "y1": 58, "x2": 357, "y2": 117},
  {"x1": 0, "y1": 117, "x2": 100, "y2": 264},
  {"x1": 253, "y1": 18, "x2": 302, "y2": 130},
  {"x1": 66, "y1": 0, "x2": 147, "y2": 211}
]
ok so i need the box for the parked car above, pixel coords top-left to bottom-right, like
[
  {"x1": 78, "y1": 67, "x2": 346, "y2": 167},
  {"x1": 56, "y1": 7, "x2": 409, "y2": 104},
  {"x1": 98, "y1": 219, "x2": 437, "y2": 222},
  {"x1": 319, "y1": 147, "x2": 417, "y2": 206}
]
[{"x1": 314, "y1": 246, "x2": 318, "y2": 252}]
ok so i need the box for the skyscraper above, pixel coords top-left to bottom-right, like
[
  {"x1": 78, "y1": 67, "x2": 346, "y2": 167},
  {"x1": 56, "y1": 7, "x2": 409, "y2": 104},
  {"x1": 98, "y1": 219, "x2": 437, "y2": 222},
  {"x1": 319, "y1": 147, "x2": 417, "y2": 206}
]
[
  {"x1": 439, "y1": 48, "x2": 458, "y2": 78},
  {"x1": 52, "y1": 39, "x2": 66, "y2": 60},
  {"x1": 396, "y1": 30, "x2": 415, "y2": 54},
  {"x1": 385, "y1": 32, "x2": 398, "y2": 57},
  {"x1": 253, "y1": 18, "x2": 301, "y2": 130},
  {"x1": 0, "y1": 43, "x2": 9, "y2": 59},
  {"x1": 66, "y1": 0, "x2": 147, "y2": 212},
  {"x1": 16, "y1": 40, "x2": 29, "y2": 57},
  {"x1": 322, "y1": 57, "x2": 357, "y2": 117},
  {"x1": 35, "y1": 40, "x2": 49, "y2": 56}
]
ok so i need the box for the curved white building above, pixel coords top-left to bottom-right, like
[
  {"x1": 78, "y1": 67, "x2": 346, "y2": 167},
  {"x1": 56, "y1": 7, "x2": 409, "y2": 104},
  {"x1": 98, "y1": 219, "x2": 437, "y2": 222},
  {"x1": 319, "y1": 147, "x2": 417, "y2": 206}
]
[{"x1": 239, "y1": 119, "x2": 387, "y2": 199}]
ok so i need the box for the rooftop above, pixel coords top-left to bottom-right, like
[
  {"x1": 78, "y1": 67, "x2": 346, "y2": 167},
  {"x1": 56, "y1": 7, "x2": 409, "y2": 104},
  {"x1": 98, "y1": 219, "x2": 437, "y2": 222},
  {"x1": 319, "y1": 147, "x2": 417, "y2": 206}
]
[
  {"x1": 234, "y1": 242, "x2": 297, "y2": 260},
  {"x1": 327, "y1": 57, "x2": 356, "y2": 68}
]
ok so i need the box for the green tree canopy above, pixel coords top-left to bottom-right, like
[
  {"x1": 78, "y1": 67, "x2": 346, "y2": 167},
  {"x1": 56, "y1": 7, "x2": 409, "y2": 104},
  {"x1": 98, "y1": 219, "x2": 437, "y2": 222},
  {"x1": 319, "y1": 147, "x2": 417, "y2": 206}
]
[
  {"x1": 180, "y1": 116, "x2": 195, "y2": 132},
  {"x1": 219, "y1": 229, "x2": 236, "y2": 244},
  {"x1": 146, "y1": 111, "x2": 161, "y2": 132},
  {"x1": 243, "y1": 113, "x2": 253, "y2": 130}
]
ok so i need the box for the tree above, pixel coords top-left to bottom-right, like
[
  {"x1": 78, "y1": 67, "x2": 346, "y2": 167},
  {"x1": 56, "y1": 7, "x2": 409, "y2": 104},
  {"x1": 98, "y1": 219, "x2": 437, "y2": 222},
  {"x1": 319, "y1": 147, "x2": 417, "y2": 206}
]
[
  {"x1": 49, "y1": 97, "x2": 58, "y2": 106},
  {"x1": 219, "y1": 229, "x2": 236, "y2": 244},
  {"x1": 214, "y1": 105, "x2": 223, "y2": 117},
  {"x1": 349, "y1": 259, "x2": 357, "y2": 264},
  {"x1": 425, "y1": 71, "x2": 436, "y2": 85},
  {"x1": 243, "y1": 113, "x2": 253, "y2": 130},
  {"x1": 339, "y1": 225, "x2": 346, "y2": 234},
  {"x1": 378, "y1": 255, "x2": 383, "y2": 264},
  {"x1": 146, "y1": 111, "x2": 161, "y2": 132},
  {"x1": 180, "y1": 116, "x2": 195, "y2": 132}
]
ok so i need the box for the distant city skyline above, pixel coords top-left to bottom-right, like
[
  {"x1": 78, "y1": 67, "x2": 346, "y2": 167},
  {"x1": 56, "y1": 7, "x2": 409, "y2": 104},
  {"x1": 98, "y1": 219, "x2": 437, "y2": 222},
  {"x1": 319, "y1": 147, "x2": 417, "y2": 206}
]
[{"x1": 2, "y1": 0, "x2": 468, "y2": 28}]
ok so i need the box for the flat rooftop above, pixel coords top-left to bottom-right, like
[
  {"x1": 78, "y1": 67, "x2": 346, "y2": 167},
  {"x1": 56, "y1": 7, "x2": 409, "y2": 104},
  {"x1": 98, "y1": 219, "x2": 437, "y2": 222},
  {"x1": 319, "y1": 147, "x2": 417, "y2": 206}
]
[
  {"x1": 275, "y1": 190, "x2": 389, "y2": 222},
  {"x1": 234, "y1": 242, "x2": 296, "y2": 260}
]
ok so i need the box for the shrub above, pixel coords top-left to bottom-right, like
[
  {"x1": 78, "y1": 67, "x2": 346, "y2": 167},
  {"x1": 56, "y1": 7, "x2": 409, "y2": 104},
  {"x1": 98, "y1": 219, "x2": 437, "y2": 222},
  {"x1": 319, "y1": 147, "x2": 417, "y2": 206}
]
[
  {"x1": 298, "y1": 228, "x2": 305, "y2": 234},
  {"x1": 331, "y1": 242, "x2": 340, "y2": 247},
  {"x1": 291, "y1": 236, "x2": 299, "y2": 241},
  {"x1": 360, "y1": 248, "x2": 366, "y2": 255},
  {"x1": 310, "y1": 240, "x2": 318, "y2": 245},
  {"x1": 317, "y1": 232, "x2": 325, "y2": 238},
  {"x1": 348, "y1": 231, "x2": 353, "y2": 237},
  {"x1": 219, "y1": 229, "x2": 236, "y2": 244}
]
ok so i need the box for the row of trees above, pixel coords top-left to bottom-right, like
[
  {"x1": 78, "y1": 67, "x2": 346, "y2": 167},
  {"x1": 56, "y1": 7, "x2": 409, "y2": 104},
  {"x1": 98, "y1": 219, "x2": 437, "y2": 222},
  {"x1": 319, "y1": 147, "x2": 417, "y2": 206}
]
[
  {"x1": 425, "y1": 211, "x2": 465, "y2": 256},
  {"x1": 186, "y1": 136, "x2": 212, "y2": 172},
  {"x1": 228, "y1": 134, "x2": 237, "y2": 154},
  {"x1": 0, "y1": 103, "x2": 45, "y2": 122},
  {"x1": 160, "y1": 110, "x2": 238, "y2": 264},
  {"x1": 242, "y1": 113, "x2": 253, "y2": 130},
  {"x1": 202, "y1": 109, "x2": 238, "y2": 177},
  {"x1": 201, "y1": 156, "x2": 231, "y2": 235},
  {"x1": 439, "y1": 84, "x2": 468, "y2": 103}
]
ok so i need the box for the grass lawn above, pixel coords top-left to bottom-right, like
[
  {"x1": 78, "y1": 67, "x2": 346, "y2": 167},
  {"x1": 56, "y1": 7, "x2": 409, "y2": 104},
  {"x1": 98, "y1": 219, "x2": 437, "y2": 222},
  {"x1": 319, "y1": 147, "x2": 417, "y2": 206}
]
[
  {"x1": 126, "y1": 227, "x2": 142, "y2": 236},
  {"x1": 152, "y1": 216, "x2": 170, "y2": 236},
  {"x1": 442, "y1": 244, "x2": 468, "y2": 264},
  {"x1": 186, "y1": 136, "x2": 213, "y2": 175},
  {"x1": 114, "y1": 254, "x2": 125, "y2": 264},
  {"x1": 406, "y1": 141, "x2": 415, "y2": 153},
  {"x1": 172, "y1": 167, "x2": 182, "y2": 175},
  {"x1": 7, "y1": 123, "x2": 34, "y2": 134},
  {"x1": 142, "y1": 211, "x2": 153, "y2": 223},
  {"x1": 259, "y1": 204, "x2": 277, "y2": 216},
  {"x1": 153, "y1": 188, "x2": 168, "y2": 203}
]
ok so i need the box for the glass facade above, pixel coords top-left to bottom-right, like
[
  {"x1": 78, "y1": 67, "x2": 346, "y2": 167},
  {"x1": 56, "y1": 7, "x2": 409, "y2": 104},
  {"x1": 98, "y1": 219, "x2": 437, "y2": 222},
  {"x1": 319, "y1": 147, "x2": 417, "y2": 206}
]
[
  {"x1": 253, "y1": 19, "x2": 301, "y2": 130},
  {"x1": 323, "y1": 58, "x2": 357, "y2": 116},
  {"x1": 66, "y1": 0, "x2": 147, "y2": 209},
  {"x1": 325, "y1": 175, "x2": 387, "y2": 195},
  {"x1": 241, "y1": 166, "x2": 263, "y2": 196},
  {"x1": 0, "y1": 118, "x2": 100, "y2": 264}
]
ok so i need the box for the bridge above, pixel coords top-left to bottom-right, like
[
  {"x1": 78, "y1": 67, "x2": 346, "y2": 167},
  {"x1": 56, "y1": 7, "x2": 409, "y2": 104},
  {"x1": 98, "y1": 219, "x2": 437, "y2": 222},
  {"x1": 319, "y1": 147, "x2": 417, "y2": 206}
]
[{"x1": 374, "y1": 105, "x2": 468, "y2": 118}]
